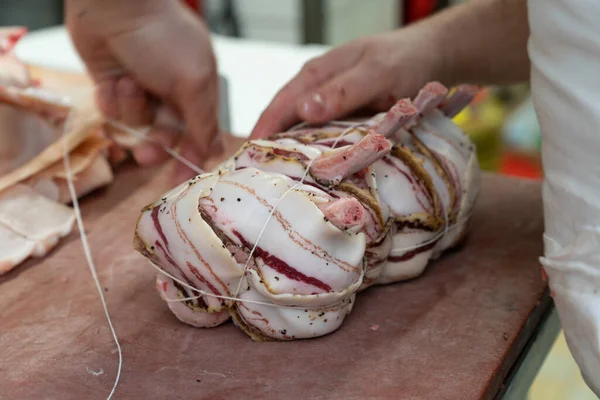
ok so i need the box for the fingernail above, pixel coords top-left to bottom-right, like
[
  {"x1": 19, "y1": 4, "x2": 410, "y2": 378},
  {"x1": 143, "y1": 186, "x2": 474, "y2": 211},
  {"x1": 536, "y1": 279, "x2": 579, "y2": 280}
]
[{"x1": 301, "y1": 93, "x2": 325, "y2": 118}]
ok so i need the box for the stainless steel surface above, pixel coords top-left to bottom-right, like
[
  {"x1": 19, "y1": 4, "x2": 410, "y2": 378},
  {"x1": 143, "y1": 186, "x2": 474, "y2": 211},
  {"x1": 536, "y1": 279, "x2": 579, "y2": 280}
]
[{"x1": 497, "y1": 305, "x2": 561, "y2": 400}]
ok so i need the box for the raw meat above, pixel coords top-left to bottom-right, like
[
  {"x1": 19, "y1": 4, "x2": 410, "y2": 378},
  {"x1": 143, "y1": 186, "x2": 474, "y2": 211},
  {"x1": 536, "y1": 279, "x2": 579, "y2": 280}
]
[
  {"x1": 0, "y1": 27, "x2": 118, "y2": 274},
  {"x1": 134, "y1": 82, "x2": 480, "y2": 341},
  {"x1": 0, "y1": 184, "x2": 75, "y2": 273}
]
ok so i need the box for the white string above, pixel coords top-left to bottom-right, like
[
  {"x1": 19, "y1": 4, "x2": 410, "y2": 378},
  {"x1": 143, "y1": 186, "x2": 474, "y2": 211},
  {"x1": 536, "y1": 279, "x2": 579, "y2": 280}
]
[
  {"x1": 106, "y1": 120, "x2": 204, "y2": 176},
  {"x1": 56, "y1": 85, "x2": 463, "y2": 397},
  {"x1": 149, "y1": 218, "x2": 467, "y2": 309},
  {"x1": 156, "y1": 122, "x2": 363, "y2": 306},
  {"x1": 143, "y1": 122, "x2": 360, "y2": 307},
  {"x1": 58, "y1": 87, "x2": 211, "y2": 400},
  {"x1": 61, "y1": 93, "x2": 122, "y2": 400},
  {"x1": 62, "y1": 86, "x2": 464, "y2": 318},
  {"x1": 162, "y1": 121, "x2": 467, "y2": 307},
  {"x1": 230, "y1": 123, "x2": 360, "y2": 298},
  {"x1": 147, "y1": 261, "x2": 293, "y2": 309}
]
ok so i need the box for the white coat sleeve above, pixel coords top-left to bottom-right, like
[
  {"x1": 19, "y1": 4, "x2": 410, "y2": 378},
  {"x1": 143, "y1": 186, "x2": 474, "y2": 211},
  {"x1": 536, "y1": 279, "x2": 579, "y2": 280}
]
[{"x1": 528, "y1": 0, "x2": 600, "y2": 394}]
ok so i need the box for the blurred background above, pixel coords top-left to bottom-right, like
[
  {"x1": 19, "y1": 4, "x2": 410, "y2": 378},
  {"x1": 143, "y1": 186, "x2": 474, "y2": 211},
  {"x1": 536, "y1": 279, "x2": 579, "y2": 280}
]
[
  {"x1": 0, "y1": 0, "x2": 592, "y2": 398},
  {"x1": 0, "y1": 0, "x2": 541, "y2": 180}
]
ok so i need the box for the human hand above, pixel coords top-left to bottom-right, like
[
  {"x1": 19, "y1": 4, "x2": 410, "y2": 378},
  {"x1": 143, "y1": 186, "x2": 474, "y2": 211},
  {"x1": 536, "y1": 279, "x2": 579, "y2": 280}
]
[
  {"x1": 66, "y1": 0, "x2": 220, "y2": 181},
  {"x1": 250, "y1": 24, "x2": 446, "y2": 139}
]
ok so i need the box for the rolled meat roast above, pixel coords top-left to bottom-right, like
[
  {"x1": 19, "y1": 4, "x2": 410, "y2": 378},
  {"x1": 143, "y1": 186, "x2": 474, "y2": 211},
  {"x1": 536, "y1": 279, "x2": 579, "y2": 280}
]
[{"x1": 134, "y1": 82, "x2": 481, "y2": 341}]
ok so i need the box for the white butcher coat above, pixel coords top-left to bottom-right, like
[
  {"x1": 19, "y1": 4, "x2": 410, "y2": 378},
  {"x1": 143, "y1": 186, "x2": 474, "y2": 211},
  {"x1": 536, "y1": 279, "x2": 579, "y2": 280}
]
[{"x1": 528, "y1": 0, "x2": 600, "y2": 394}]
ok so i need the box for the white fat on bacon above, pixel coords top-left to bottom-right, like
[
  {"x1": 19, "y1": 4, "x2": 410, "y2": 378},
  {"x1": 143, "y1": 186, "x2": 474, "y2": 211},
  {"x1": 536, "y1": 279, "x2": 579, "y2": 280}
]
[
  {"x1": 0, "y1": 184, "x2": 75, "y2": 274},
  {"x1": 0, "y1": 224, "x2": 36, "y2": 274},
  {"x1": 135, "y1": 168, "x2": 366, "y2": 340}
]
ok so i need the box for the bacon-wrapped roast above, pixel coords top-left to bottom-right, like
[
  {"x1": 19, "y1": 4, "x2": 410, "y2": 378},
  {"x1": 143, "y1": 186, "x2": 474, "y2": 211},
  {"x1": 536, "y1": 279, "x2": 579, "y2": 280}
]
[{"x1": 134, "y1": 82, "x2": 480, "y2": 341}]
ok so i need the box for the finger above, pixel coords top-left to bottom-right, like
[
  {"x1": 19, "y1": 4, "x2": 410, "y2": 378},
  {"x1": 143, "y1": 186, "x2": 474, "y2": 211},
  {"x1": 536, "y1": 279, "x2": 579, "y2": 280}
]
[
  {"x1": 175, "y1": 134, "x2": 227, "y2": 180},
  {"x1": 173, "y1": 134, "x2": 219, "y2": 183},
  {"x1": 132, "y1": 128, "x2": 180, "y2": 166},
  {"x1": 172, "y1": 71, "x2": 220, "y2": 172},
  {"x1": 116, "y1": 76, "x2": 154, "y2": 127},
  {"x1": 95, "y1": 79, "x2": 119, "y2": 119},
  {"x1": 296, "y1": 63, "x2": 389, "y2": 124},
  {"x1": 369, "y1": 94, "x2": 400, "y2": 112},
  {"x1": 250, "y1": 43, "x2": 365, "y2": 139}
]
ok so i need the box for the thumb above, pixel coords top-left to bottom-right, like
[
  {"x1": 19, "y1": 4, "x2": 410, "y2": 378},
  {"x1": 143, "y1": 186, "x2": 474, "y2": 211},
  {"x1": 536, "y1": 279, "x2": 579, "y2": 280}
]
[{"x1": 296, "y1": 64, "x2": 389, "y2": 124}]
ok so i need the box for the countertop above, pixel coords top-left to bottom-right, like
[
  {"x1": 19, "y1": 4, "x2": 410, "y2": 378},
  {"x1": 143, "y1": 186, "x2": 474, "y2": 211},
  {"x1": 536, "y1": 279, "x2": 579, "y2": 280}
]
[{"x1": 0, "y1": 166, "x2": 549, "y2": 400}]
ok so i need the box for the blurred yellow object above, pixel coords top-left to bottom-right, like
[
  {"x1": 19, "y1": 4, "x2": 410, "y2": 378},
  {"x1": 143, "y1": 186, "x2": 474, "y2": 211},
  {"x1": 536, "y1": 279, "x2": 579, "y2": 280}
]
[
  {"x1": 528, "y1": 332, "x2": 598, "y2": 400},
  {"x1": 453, "y1": 93, "x2": 507, "y2": 171}
]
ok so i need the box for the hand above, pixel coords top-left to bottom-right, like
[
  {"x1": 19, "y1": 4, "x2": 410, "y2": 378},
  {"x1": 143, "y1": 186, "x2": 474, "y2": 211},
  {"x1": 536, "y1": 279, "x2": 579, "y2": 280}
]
[
  {"x1": 66, "y1": 0, "x2": 221, "y2": 181},
  {"x1": 250, "y1": 24, "x2": 445, "y2": 139}
]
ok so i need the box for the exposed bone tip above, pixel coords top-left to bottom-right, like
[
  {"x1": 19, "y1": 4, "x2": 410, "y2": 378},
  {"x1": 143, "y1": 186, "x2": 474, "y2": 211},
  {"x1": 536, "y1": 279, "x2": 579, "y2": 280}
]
[
  {"x1": 365, "y1": 130, "x2": 393, "y2": 152},
  {"x1": 393, "y1": 98, "x2": 418, "y2": 114},
  {"x1": 320, "y1": 197, "x2": 366, "y2": 231},
  {"x1": 423, "y1": 81, "x2": 449, "y2": 95}
]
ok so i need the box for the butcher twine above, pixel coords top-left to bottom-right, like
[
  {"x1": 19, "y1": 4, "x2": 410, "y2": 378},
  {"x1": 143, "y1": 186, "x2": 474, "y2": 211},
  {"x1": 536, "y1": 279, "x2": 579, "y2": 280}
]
[{"x1": 62, "y1": 89, "x2": 459, "y2": 400}]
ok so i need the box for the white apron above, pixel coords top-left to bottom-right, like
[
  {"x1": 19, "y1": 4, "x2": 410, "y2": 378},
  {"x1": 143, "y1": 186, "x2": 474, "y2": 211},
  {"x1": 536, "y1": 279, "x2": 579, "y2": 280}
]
[{"x1": 528, "y1": 0, "x2": 600, "y2": 394}]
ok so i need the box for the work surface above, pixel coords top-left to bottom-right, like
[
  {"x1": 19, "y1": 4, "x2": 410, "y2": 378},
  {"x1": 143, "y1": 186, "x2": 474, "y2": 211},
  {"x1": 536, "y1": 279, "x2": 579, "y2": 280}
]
[{"x1": 0, "y1": 166, "x2": 548, "y2": 400}]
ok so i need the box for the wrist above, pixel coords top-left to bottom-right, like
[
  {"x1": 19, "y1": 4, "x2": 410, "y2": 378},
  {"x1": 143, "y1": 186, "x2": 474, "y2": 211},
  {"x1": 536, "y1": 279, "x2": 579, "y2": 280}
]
[
  {"x1": 404, "y1": 0, "x2": 530, "y2": 87},
  {"x1": 387, "y1": 16, "x2": 451, "y2": 90},
  {"x1": 405, "y1": 5, "x2": 467, "y2": 87}
]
